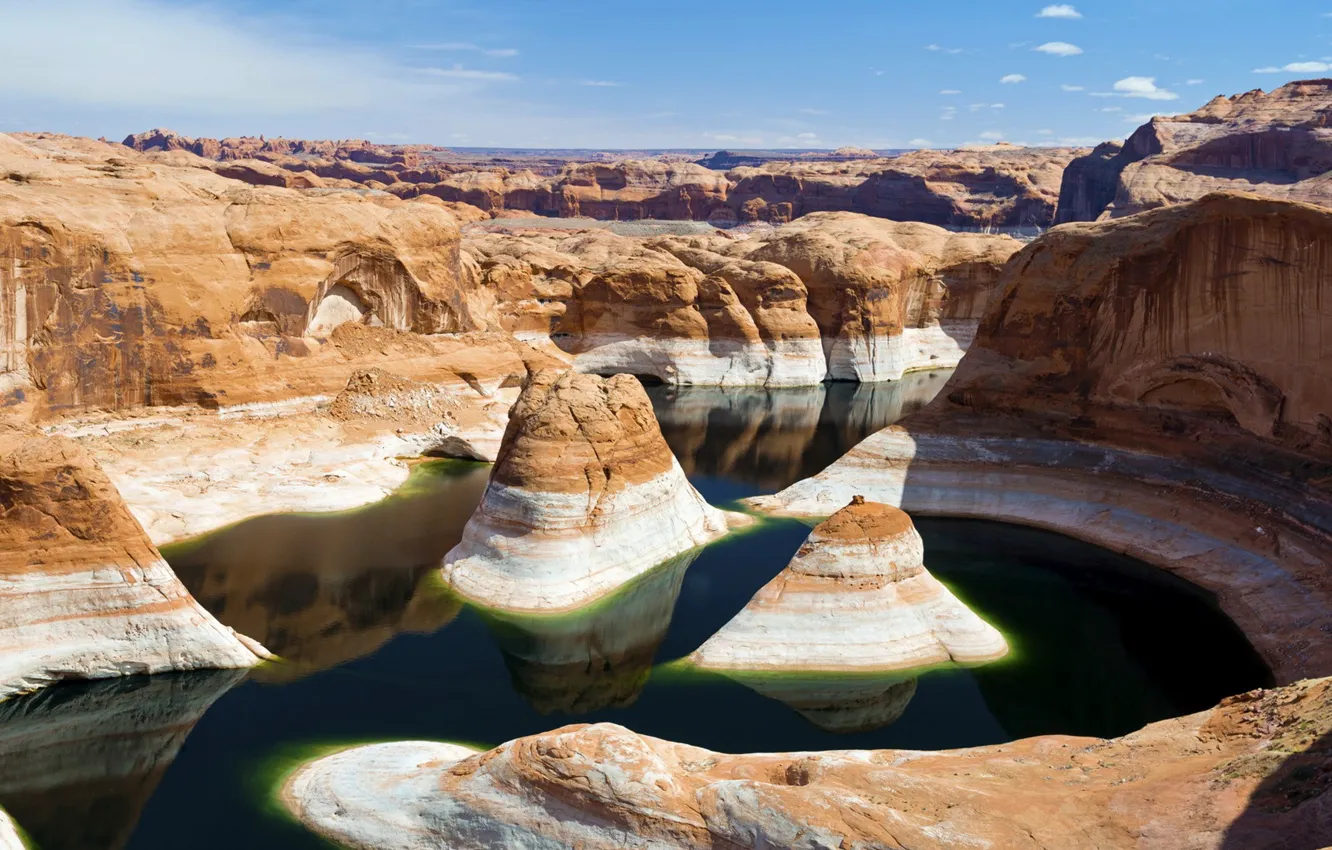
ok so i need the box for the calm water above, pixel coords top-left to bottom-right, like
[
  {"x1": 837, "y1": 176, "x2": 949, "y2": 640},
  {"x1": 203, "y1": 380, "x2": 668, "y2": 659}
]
[{"x1": 0, "y1": 372, "x2": 1272, "y2": 850}]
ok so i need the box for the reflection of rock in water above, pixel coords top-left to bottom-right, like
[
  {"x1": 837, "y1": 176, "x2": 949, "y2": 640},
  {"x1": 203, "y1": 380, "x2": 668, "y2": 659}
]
[
  {"x1": 165, "y1": 461, "x2": 490, "y2": 679},
  {"x1": 485, "y1": 553, "x2": 695, "y2": 715},
  {"x1": 649, "y1": 370, "x2": 951, "y2": 491},
  {"x1": 734, "y1": 674, "x2": 919, "y2": 734},
  {"x1": 0, "y1": 671, "x2": 240, "y2": 850}
]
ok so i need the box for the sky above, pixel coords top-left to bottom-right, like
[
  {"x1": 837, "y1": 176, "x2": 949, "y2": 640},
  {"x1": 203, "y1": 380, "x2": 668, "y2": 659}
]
[{"x1": 0, "y1": 0, "x2": 1329, "y2": 150}]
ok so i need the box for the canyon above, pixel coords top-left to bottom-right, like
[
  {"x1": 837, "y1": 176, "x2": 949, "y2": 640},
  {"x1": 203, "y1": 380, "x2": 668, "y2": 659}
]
[{"x1": 4, "y1": 77, "x2": 1332, "y2": 850}]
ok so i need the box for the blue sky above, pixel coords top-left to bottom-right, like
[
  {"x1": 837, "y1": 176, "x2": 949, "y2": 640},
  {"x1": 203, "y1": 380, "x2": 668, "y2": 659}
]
[{"x1": 1, "y1": 0, "x2": 1328, "y2": 149}]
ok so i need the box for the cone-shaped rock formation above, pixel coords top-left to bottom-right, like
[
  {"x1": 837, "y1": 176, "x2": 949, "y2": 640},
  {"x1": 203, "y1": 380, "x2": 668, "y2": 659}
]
[
  {"x1": 442, "y1": 371, "x2": 730, "y2": 612},
  {"x1": 690, "y1": 497, "x2": 1007, "y2": 673}
]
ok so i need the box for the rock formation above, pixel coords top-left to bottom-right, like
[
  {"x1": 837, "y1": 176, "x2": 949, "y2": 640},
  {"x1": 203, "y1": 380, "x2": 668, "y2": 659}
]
[
  {"x1": 749, "y1": 193, "x2": 1332, "y2": 686},
  {"x1": 282, "y1": 675, "x2": 1332, "y2": 849},
  {"x1": 484, "y1": 550, "x2": 694, "y2": 714},
  {"x1": 0, "y1": 670, "x2": 241, "y2": 850},
  {"x1": 690, "y1": 498, "x2": 1007, "y2": 674},
  {"x1": 0, "y1": 810, "x2": 21, "y2": 850},
  {"x1": 442, "y1": 371, "x2": 732, "y2": 612},
  {"x1": 1056, "y1": 79, "x2": 1332, "y2": 222},
  {"x1": 0, "y1": 132, "x2": 489, "y2": 416},
  {"x1": 464, "y1": 214, "x2": 1018, "y2": 385},
  {"x1": 0, "y1": 420, "x2": 264, "y2": 701}
]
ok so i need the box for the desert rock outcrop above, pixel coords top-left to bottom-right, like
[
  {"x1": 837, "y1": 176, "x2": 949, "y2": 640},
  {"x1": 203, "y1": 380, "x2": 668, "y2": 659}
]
[
  {"x1": 0, "y1": 421, "x2": 263, "y2": 701},
  {"x1": 442, "y1": 371, "x2": 731, "y2": 612},
  {"x1": 0, "y1": 810, "x2": 20, "y2": 850},
  {"x1": 1057, "y1": 79, "x2": 1332, "y2": 222},
  {"x1": 690, "y1": 497, "x2": 1007, "y2": 674},
  {"x1": 750, "y1": 193, "x2": 1332, "y2": 685},
  {"x1": 282, "y1": 676, "x2": 1332, "y2": 849}
]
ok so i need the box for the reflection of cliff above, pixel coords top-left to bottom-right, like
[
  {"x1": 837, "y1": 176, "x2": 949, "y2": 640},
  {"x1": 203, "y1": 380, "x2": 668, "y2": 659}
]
[
  {"x1": 649, "y1": 370, "x2": 949, "y2": 491},
  {"x1": 0, "y1": 671, "x2": 241, "y2": 850},
  {"x1": 729, "y1": 674, "x2": 918, "y2": 734},
  {"x1": 166, "y1": 461, "x2": 489, "y2": 679},
  {"x1": 484, "y1": 553, "x2": 695, "y2": 715}
]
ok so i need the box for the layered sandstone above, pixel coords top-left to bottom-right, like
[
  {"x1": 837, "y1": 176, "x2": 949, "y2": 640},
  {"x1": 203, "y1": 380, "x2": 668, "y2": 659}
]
[
  {"x1": 442, "y1": 371, "x2": 732, "y2": 612},
  {"x1": 1056, "y1": 79, "x2": 1332, "y2": 222},
  {"x1": 0, "y1": 132, "x2": 489, "y2": 417},
  {"x1": 0, "y1": 420, "x2": 263, "y2": 700},
  {"x1": 464, "y1": 215, "x2": 1018, "y2": 385},
  {"x1": 0, "y1": 670, "x2": 240, "y2": 850},
  {"x1": 0, "y1": 810, "x2": 20, "y2": 850},
  {"x1": 751, "y1": 193, "x2": 1332, "y2": 685},
  {"x1": 283, "y1": 676, "x2": 1332, "y2": 849},
  {"x1": 690, "y1": 498, "x2": 1006, "y2": 674}
]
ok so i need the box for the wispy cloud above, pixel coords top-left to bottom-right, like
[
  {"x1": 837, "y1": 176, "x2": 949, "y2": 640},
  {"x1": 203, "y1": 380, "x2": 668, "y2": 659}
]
[
  {"x1": 413, "y1": 42, "x2": 519, "y2": 58},
  {"x1": 1186, "y1": 78, "x2": 1205, "y2": 85},
  {"x1": 939, "y1": 88, "x2": 962, "y2": 95},
  {"x1": 1124, "y1": 112, "x2": 1168, "y2": 123},
  {"x1": 1000, "y1": 73, "x2": 1027, "y2": 84},
  {"x1": 979, "y1": 130, "x2": 1006, "y2": 140},
  {"x1": 419, "y1": 65, "x2": 519, "y2": 82},
  {"x1": 1036, "y1": 4, "x2": 1082, "y2": 18},
  {"x1": 925, "y1": 44, "x2": 965, "y2": 54},
  {"x1": 1112, "y1": 76, "x2": 1178, "y2": 100},
  {"x1": 1254, "y1": 61, "x2": 1332, "y2": 73},
  {"x1": 580, "y1": 79, "x2": 626, "y2": 87},
  {"x1": 1060, "y1": 84, "x2": 1085, "y2": 91},
  {"x1": 1035, "y1": 41, "x2": 1083, "y2": 56},
  {"x1": 798, "y1": 107, "x2": 830, "y2": 115},
  {"x1": 908, "y1": 138, "x2": 933, "y2": 147}
]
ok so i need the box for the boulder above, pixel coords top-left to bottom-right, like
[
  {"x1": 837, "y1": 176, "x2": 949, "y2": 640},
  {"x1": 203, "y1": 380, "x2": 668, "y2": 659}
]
[
  {"x1": 690, "y1": 497, "x2": 1007, "y2": 674},
  {"x1": 442, "y1": 371, "x2": 732, "y2": 612}
]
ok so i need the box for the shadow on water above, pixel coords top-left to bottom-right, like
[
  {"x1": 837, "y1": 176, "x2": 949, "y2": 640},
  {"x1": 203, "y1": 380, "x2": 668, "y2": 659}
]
[{"x1": 163, "y1": 459, "x2": 490, "y2": 680}]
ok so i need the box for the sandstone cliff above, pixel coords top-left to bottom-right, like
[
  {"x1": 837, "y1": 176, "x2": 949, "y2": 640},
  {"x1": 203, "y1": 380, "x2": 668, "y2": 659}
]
[
  {"x1": 751, "y1": 193, "x2": 1332, "y2": 686},
  {"x1": 690, "y1": 497, "x2": 1007, "y2": 674},
  {"x1": 1, "y1": 132, "x2": 490, "y2": 415},
  {"x1": 442, "y1": 371, "x2": 732, "y2": 612},
  {"x1": 0, "y1": 419, "x2": 263, "y2": 701},
  {"x1": 282, "y1": 676, "x2": 1332, "y2": 849},
  {"x1": 1056, "y1": 79, "x2": 1332, "y2": 222}
]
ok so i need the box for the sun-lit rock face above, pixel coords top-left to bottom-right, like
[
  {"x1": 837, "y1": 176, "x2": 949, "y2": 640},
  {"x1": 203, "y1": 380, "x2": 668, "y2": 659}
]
[
  {"x1": 0, "y1": 132, "x2": 489, "y2": 415},
  {"x1": 0, "y1": 809, "x2": 21, "y2": 850},
  {"x1": 1056, "y1": 79, "x2": 1332, "y2": 222},
  {"x1": 749, "y1": 193, "x2": 1332, "y2": 685},
  {"x1": 0, "y1": 420, "x2": 264, "y2": 701},
  {"x1": 462, "y1": 214, "x2": 1018, "y2": 386},
  {"x1": 690, "y1": 498, "x2": 1007, "y2": 674},
  {"x1": 442, "y1": 371, "x2": 730, "y2": 612},
  {"x1": 282, "y1": 675, "x2": 1332, "y2": 850}
]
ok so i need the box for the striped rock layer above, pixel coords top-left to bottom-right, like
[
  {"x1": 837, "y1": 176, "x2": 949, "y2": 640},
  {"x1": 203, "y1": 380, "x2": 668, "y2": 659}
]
[
  {"x1": 0, "y1": 420, "x2": 262, "y2": 702},
  {"x1": 0, "y1": 809, "x2": 21, "y2": 850},
  {"x1": 443, "y1": 371, "x2": 730, "y2": 613},
  {"x1": 690, "y1": 498, "x2": 1007, "y2": 674}
]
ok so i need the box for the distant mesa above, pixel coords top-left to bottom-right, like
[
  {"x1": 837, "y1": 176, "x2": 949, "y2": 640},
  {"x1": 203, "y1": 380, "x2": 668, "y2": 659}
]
[
  {"x1": 689, "y1": 497, "x2": 1008, "y2": 675},
  {"x1": 441, "y1": 370, "x2": 734, "y2": 612}
]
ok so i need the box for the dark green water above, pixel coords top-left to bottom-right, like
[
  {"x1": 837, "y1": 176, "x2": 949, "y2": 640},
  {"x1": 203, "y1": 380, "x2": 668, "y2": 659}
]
[{"x1": 0, "y1": 373, "x2": 1272, "y2": 850}]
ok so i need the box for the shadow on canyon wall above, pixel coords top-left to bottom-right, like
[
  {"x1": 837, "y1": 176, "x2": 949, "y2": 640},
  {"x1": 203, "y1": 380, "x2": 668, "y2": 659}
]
[{"x1": 1219, "y1": 726, "x2": 1332, "y2": 849}]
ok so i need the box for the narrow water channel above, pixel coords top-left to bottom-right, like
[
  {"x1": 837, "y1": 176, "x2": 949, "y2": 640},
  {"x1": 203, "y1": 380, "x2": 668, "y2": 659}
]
[{"x1": 0, "y1": 371, "x2": 1272, "y2": 850}]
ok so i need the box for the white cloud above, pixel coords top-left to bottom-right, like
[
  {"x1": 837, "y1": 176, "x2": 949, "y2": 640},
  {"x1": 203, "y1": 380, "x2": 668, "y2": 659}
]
[
  {"x1": 1036, "y1": 128, "x2": 1054, "y2": 134},
  {"x1": 1059, "y1": 135, "x2": 1103, "y2": 145},
  {"x1": 1253, "y1": 61, "x2": 1332, "y2": 73},
  {"x1": 1253, "y1": 67, "x2": 1281, "y2": 74},
  {"x1": 1186, "y1": 78, "x2": 1205, "y2": 85},
  {"x1": 580, "y1": 79, "x2": 625, "y2": 87},
  {"x1": 1113, "y1": 76, "x2": 1178, "y2": 100},
  {"x1": 991, "y1": 103, "x2": 1006, "y2": 108},
  {"x1": 1098, "y1": 106, "x2": 1123, "y2": 112},
  {"x1": 1035, "y1": 41, "x2": 1083, "y2": 56},
  {"x1": 1061, "y1": 84, "x2": 1085, "y2": 91},
  {"x1": 1124, "y1": 112, "x2": 1167, "y2": 123},
  {"x1": 420, "y1": 65, "x2": 519, "y2": 82},
  {"x1": 798, "y1": 107, "x2": 830, "y2": 115},
  {"x1": 1000, "y1": 73, "x2": 1028, "y2": 84},
  {"x1": 908, "y1": 138, "x2": 933, "y2": 147},
  {"x1": 940, "y1": 89, "x2": 962, "y2": 95},
  {"x1": 414, "y1": 42, "x2": 519, "y2": 58},
  {"x1": 979, "y1": 130, "x2": 1006, "y2": 140},
  {"x1": 1036, "y1": 4, "x2": 1082, "y2": 18},
  {"x1": 705, "y1": 132, "x2": 766, "y2": 145},
  {"x1": 0, "y1": 0, "x2": 487, "y2": 114},
  {"x1": 925, "y1": 44, "x2": 964, "y2": 54}
]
